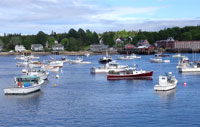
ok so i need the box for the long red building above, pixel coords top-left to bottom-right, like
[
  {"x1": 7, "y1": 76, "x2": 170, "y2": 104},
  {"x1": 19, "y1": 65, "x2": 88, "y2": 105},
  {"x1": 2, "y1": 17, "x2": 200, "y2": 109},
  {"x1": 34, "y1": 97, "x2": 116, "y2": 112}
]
[{"x1": 155, "y1": 37, "x2": 200, "y2": 49}]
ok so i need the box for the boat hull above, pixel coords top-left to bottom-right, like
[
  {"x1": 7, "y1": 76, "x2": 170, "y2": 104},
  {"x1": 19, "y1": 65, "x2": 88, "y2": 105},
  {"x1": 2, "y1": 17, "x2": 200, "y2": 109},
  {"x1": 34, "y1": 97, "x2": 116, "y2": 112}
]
[
  {"x1": 154, "y1": 83, "x2": 176, "y2": 91},
  {"x1": 178, "y1": 67, "x2": 200, "y2": 72},
  {"x1": 4, "y1": 85, "x2": 41, "y2": 95},
  {"x1": 107, "y1": 71, "x2": 153, "y2": 80},
  {"x1": 99, "y1": 59, "x2": 112, "y2": 64}
]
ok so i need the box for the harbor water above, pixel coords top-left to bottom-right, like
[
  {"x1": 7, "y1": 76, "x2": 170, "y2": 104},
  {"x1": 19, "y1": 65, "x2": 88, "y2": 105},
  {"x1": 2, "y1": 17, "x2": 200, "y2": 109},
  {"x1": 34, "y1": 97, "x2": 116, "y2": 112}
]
[{"x1": 0, "y1": 54, "x2": 200, "y2": 127}]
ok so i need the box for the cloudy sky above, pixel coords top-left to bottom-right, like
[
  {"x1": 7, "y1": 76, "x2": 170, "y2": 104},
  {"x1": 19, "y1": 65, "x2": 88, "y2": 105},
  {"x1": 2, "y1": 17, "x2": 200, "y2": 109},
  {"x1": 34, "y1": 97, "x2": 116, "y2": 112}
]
[{"x1": 0, "y1": 0, "x2": 200, "y2": 34}]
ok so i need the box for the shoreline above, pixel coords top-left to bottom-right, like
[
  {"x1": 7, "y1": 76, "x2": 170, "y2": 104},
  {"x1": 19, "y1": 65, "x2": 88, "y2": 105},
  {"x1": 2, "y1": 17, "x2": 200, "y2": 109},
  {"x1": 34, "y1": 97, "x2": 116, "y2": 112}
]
[
  {"x1": 0, "y1": 50, "x2": 198, "y2": 56},
  {"x1": 0, "y1": 51, "x2": 119, "y2": 56}
]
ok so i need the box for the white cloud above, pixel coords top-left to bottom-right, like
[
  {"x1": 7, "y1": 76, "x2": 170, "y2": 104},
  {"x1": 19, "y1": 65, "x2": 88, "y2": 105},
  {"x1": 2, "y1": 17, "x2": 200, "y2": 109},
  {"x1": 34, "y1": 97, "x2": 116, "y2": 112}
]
[{"x1": 0, "y1": 0, "x2": 199, "y2": 34}]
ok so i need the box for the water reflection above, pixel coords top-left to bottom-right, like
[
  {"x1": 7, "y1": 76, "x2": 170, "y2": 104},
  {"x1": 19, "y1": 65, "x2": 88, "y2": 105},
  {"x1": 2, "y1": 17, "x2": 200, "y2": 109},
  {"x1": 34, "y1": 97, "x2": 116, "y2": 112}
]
[
  {"x1": 154, "y1": 89, "x2": 176, "y2": 108},
  {"x1": 4, "y1": 90, "x2": 43, "y2": 100}
]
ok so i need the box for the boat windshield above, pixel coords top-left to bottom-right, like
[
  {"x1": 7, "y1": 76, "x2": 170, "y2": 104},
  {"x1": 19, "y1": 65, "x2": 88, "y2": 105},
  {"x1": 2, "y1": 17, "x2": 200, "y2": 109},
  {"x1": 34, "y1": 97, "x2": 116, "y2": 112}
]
[{"x1": 16, "y1": 77, "x2": 39, "y2": 83}]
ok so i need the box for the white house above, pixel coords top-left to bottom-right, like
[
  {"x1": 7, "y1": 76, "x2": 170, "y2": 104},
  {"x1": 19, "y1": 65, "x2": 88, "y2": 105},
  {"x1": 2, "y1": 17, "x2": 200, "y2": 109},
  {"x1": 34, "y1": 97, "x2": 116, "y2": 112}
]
[
  {"x1": 15, "y1": 45, "x2": 26, "y2": 52},
  {"x1": 90, "y1": 44, "x2": 108, "y2": 52},
  {"x1": 52, "y1": 44, "x2": 64, "y2": 51},
  {"x1": 31, "y1": 44, "x2": 44, "y2": 51}
]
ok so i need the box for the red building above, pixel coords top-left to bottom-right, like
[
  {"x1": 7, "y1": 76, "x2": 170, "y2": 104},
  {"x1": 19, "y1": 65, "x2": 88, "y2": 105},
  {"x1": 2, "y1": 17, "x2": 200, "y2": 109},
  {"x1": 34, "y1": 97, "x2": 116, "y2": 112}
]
[
  {"x1": 125, "y1": 43, "x2": 135, "y2": 50},
  {"x1": 155, "y1": 37, "x2": 175, "y2": 49}
]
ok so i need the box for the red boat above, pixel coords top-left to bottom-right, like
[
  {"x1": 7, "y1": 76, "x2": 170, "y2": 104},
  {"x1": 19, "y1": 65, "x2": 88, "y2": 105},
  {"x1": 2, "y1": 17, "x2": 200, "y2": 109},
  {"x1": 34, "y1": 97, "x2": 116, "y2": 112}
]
[{"x1": 107, "y1": 69, "x2": 153, "y2": 80}]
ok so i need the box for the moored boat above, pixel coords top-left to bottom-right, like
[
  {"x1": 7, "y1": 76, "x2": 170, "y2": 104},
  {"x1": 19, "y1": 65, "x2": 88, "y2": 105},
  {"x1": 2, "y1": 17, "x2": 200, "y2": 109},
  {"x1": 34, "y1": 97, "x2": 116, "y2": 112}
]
[
  {"x1": 85, "y1": 53, "x2": 90, "y2": 57},
  {"x1": 154, "y1": 72, "x2": 177, "y2": 91},
  {"x1": 48, "y1": 60, "x2": 63, "y2": 67},
  {"x1": 176, "y1": 57, "x2": 190, "y2": 69},
  {"x1": 150, "y1": 58, "x2": 170, "y2": 63},
  {"x1": 91, "y1": 62, "x2": 129, "y2": 74},
  {"x1": 107, "y1": 68, "x2": 153, "y2": 80},
  {"x1": 99, "y1": 56, "x2": 112, "y2": 64},
  {"x1": 3, "y1": 76, "x2": 44, "y2": 95},
  {"x1": 22, "y1": 68, "x2": 49, "y2": 80},
  {"x1": 172, "y1": 53, "x2": 185, "y2": 58},
  {"x1": 42, "y1": 65, "x2": 59, "y2": 72},
  {"x1": 178, "y1": 63, "x2": 200, "y2": 72},
  {"x1": 70, "y1": 57, "x2": 91, "y2": 64},
  {"x1": 117, "y1": 54, "x2": 141, "y2": 60},
  {"x1": 155, "y1": 53, "x2": 169, "y2": 57}
]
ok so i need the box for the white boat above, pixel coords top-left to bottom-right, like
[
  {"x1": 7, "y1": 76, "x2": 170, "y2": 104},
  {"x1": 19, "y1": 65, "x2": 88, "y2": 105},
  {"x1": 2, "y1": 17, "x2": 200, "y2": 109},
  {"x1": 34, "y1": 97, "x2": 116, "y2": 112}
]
[
  {"x1": 129, "y1": 54, "x2": 141, "y2": 59},
  {"x1": 150, "y1": 58, "x2": 170, "y2": 63},
  {"x1": 48, "y1": 60, "x2": 63, "y2": 67},
  {"x1": 85, "y1": 53, "x2": 90, "y2": 57},
  {"x1": 117, "y1": 55, "x2": 134, "y2": 60},
  {"x1": 42, "y1": 65, "x2": 59, "y2": 72},
  {"x1": 22, "y1": 68, "x2": 49, "y2": 80},
  {"x1": 91, "y1": 62, "x2": 129, "y2": 73},
  {"x1": 70, "y1": 57, "x2": 91, "y2": 64},
  {"x1": 16, "y1": 61, "x2": 43, "y2": 68},
  {"x1": 172, "y1": 53, "x2": 185, "y2": 58},
  {"x1": 117, "y1": 54, "x2": 141, "y2": 60},
  {"x1": 60, "y1": 56, "x2": 71, "y2": 63},
  {"x1": 178, "y1": 63, "x2": 200, "y2": 72},
  {"x1": 3, "y1": 76, "x2": 44, "y2": 95},
  {"x1": 176, "y1": 57, "x2": 190, "y2": 69},
  {"x1": 155, "y1": 53, "x2": 169, "y2": 57},
  {"x1": 154, "y1": 72, "x2": 177, "y2": 91},
  {"x1": 15, "y1": 55, "x2": 40, "y2": 60}
]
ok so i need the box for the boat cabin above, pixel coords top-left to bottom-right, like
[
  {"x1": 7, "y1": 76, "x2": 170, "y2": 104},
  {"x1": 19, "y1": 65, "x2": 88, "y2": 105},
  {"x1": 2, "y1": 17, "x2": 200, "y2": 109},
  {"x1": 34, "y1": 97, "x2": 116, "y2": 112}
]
[{"x1": 15, "y1": 76, "x2": 39, "y2": 87}]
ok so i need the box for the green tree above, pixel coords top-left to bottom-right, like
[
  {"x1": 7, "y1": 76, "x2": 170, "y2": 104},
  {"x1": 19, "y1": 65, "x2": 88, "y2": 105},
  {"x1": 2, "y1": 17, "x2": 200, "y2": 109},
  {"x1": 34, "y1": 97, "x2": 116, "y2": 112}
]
[
  {"x1": 47, "y1": 36, "x2": 55, "y2": 47},
  {"x1": 78, "y1": 28, "x2": 86, "y2": 46},
  {"x1": 102, "y1": 32, "x2": 115, "y2": 47},
  {"x1": 22, "y1": 36, "x2": 33, "y2": 49},
  {"x1": 68, "y1": 29, "x2": 78, "y2": 38},
  {"x1": 65, "y1": 37, "x2": 80, "y2": 51},
  {"x1": 10, "y1": 36, "x2": 22, "y2": 45},
  {"x1": 85, "y1": 29, "x2": 92, "y2": 45},
  {"x1": 90, "y1": 32, "x2": 99, "y2": 44},
  {"x1": 35, "y1": 31, "x2": 47, "y2": 46},
  {"x1": 0, "y1": 39, "x2": 4, "y2": 46},
  {"x1": 61, "y1": 38, "x2": 69, "y2": 50},
  {"x1": 182, "y1": 32, "x2": 192, "y2": 41}
]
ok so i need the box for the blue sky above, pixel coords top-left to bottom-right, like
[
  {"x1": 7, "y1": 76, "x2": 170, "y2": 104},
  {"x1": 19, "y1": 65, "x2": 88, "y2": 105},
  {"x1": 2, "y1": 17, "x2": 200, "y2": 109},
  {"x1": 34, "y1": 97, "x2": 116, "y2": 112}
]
[{"x1": 0, "y1": 0, "x2": 199, "y2": 34}]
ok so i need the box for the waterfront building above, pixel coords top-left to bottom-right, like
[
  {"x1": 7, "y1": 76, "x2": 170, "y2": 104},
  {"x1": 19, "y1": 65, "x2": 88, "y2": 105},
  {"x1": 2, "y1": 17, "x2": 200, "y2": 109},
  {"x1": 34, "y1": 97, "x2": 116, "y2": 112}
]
[
  {"x1": 115, "y1": 38, "x2": 123, "y2": 44},
  {"x1": 52, "y1": 44, "x2": 64, "y2": 51},
  {"x1": 155, "y1": 37, "x2": 200, "y2": 50},
  {"x1": 15, "y1": 45, "x2": 26, "y2": 52},
  {"x1": 31, "y1": 44, "x2": 44, "y2": 52},
  {"x1": 90, "y1": 44, "x2": 108, "y2": 52},
  {"x1": 125, "y1": 43, "x2": 135, "y2": 50},
  {"x1": 155, "y1": 37, "x2": 175, "y2": 49},
  {"x1": 137, "y1": 40, "x2": 149, "y2": 47}
]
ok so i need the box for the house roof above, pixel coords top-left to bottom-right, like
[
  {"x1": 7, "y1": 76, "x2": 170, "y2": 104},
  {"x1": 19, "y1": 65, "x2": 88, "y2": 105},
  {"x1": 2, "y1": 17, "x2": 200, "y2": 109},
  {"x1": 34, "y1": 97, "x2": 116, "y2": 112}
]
[
  {"x1": 53, "y1": 44, "x2": 64, "y2": 47},
  {"x1": 125, "y1": 43, "x2": 135, "y2": 49}
]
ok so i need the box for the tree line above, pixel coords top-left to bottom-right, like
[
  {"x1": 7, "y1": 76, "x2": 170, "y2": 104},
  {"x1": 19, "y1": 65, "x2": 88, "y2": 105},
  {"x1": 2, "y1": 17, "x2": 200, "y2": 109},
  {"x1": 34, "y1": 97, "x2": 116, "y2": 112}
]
[{"x1": 0, "y1": 26, "x2": 200, "y2": 51}]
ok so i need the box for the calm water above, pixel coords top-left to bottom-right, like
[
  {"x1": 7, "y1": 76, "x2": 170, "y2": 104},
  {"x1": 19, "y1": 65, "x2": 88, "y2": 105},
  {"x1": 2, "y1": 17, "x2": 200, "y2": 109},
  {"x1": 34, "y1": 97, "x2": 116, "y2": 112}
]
[{"x1": 0, "y1": 54, "x2": 200, "y2": 127}]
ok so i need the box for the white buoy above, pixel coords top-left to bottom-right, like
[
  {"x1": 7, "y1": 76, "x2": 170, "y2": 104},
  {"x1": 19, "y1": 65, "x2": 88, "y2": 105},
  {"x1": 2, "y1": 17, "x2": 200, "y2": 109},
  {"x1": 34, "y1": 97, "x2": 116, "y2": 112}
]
[{"x1": 56, "y1": 74, "x2": 59, "y2": 78}]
